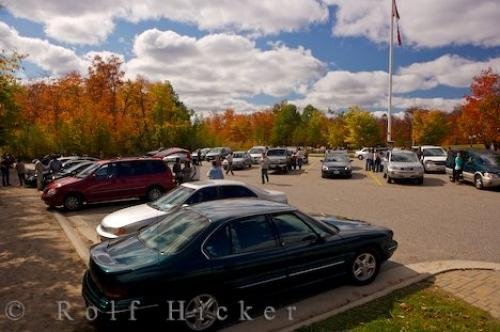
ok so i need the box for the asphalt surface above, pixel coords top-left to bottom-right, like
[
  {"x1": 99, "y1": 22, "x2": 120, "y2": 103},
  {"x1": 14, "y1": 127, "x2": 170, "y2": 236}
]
[{"x1": 60, "y1": 157, "x2": 500, "y2": 265}]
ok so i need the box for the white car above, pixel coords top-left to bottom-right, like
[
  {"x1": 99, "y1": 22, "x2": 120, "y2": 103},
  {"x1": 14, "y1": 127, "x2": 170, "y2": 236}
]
[
  {"x1": 96, "y1": 180, "x2": 287, "y2": 240},
  {"x1": 420, "y1": 145, "x2": 447, "y2": 172},
  {"x1": 384, "y1": 150, "x2": 424, "y2": 184},
  {"x1": 248, "y1": 146, "x2": 266, "y2": 164},
  {"x1": 355, "y1": 148, "x2": 371, "y2": 160}
]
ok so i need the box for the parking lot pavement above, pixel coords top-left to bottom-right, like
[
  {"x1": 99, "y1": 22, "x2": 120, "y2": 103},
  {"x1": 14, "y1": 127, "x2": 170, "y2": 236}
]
[{"x1": 59, "y1": 156, "x2": 500, "y2": 266}]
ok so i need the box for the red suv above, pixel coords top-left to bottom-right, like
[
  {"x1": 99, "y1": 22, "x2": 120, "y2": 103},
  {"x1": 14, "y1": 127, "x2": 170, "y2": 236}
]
[{"x1": 42, "y1": 158, "x2": 175, "y2": 210}]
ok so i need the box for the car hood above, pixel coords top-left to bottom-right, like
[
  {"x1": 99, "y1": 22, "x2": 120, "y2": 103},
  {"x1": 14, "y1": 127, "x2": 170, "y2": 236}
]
[
  {"x1": 249, "y1": 153, "x2": 262, "y2": 158},
  {"x1": 315, "y1": 216, "x2": 390, "y2": 234},
  {"x1": 91, "y1": 235, "x2": 158, "y2": 271},
  {"x1": 102, "y1": 204, "x2": 167, "y2": 229},
  {"x1": 255, "y1": 188, "x2": 288, "y2": 204},
  {"x1": 46, "y1": 176, "x2": 81, "y2": 188}
]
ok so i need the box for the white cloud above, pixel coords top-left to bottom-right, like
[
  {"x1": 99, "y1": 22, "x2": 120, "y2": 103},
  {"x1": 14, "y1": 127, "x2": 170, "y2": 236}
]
[
  {"x1": 399, "y1": 54, "x2": 500, "y2": 88},
  {"x1": 125, "y1": 29, "x2": 326, "y2": 111},
  {"x1": 2, "y1": 0, "x2": 328, "y2": 45},
  {"x1": 327, "y1": 0, "x2": 500, "y2": 48},
  {"x1": 291, "y1": 53, "x2": 497, "y2": 112},
  {"x1": 0, "y1": 21, "x2": 87, "y2": 75}
]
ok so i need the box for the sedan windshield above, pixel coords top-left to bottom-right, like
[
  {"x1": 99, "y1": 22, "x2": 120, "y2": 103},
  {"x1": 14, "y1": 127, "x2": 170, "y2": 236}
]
[
  {"x1": 391, "y1": 153, "x2": 419, "y2": 162},
  {"x1": 76, "y1": 163, "x2": 100, "y2": 178},
  {"x1": 325, "y1": 155, "x2": 348, "y2": 162},
  {"x1": 267, "y1": 149, "x2": 286, "y2": 156},
  {"x1": 233, "y1": 153, "x2": 245, "y2": 158},
  {"x1": 138, "y1": 209, "x2": 207, "y2": 254},
  {"x1": 149, "y1": 186, "x2": 195, "y2": 211},
  {"x1": 66, "y1": 162, "x2": 94, "y2": 174},
  {"x1": 208, "y1": 148, "x2": 221, "y2": 154},
  {"x1": 249, "y1": 148, "x2": 264, "y2": 154}
]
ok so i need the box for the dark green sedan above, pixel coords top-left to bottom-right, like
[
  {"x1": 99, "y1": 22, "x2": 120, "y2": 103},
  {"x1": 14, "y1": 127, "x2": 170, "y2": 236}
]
[{"x1": 83, "y1": 199, "x2": 397, "y2": 330}]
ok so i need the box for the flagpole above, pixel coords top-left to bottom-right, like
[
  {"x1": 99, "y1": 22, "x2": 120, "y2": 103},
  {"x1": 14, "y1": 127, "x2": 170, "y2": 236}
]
[{"x1": 387, "y1": 0, "x2": 394, "y2": 143}]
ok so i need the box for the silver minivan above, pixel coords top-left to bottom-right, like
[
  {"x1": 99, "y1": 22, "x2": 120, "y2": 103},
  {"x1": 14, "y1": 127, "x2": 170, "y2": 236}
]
[{"x1": 384, "y1": 150, "x2": 424, "y2": 184}]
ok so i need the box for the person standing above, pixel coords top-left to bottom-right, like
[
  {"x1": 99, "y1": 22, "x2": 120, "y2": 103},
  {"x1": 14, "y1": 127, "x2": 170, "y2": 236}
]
[
  {"x1": 172, "y1": 158, "x2": 183, "y2": 185},
  {"x1": 225, "y1": 152, "x2": 234, "y2": 175},
  {"x1": 260, "y1": 153, "x2": 270, "y2": 184},
  {"x1": 34, "y1": 159, "x2": 46, "y2": 190},
  {"x1": 48, "y1": 155, "x2": 62, "y2": 174},
  {"x1": 207, "y1": 160, "x2": 224, "y2": 180},
  {"x1": 182, "y1": 161, "x2": 192, "y2": 183},
  {"x1": 453, "y1": 152, "x2": 464, "y2": 183},
  {"x1": 1, "y1": 154, "x2": 11, "y2": 186},
  {"x1": 297, "y1": 148, "x2": 304, "y2": 170},
  {"x1": 15, "y1": 158, "x2": 26, "y2": 186},
  {"x1": 365, "y1": 149, "x2": 373, "y2": 171},
  {"x1": 373, "y1": 150, "x2": 381, "y2": 173}
]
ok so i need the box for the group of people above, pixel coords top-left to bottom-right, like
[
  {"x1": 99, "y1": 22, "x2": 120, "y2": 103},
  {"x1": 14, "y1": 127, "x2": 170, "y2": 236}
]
[
  {"x1": 172, "y1": 158, "x2": 197, "y2": 185},
  {"x1": 365, "y1": 149, "x2": 385, "y2": 173},
  {"x1": 205, "y1": 152, "x2": 272, "y2": 185},
  {"x1": 1, "y1": 154, "x2": 26, "y2": 187},
  {"x1": 291, "y1": 148, "x2": 305, "y2": 171}
]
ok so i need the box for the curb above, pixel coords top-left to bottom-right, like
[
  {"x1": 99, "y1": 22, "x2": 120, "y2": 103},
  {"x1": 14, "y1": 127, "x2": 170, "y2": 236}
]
[
  {"x1": 222, "y1": 260, "x2": 500, "y2": 332},
  {"x1": 52, "y1": 211, "x2": 90, "y2": 267}
]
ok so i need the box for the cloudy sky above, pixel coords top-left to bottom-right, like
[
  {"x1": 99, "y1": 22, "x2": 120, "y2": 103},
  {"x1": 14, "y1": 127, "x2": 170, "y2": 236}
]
[{"x1": 1, "y1": 0, "x2": 499, "y2": 114}]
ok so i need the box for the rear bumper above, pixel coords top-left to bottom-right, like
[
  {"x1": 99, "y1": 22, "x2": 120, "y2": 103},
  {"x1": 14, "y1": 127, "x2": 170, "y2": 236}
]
[{"x1": 424, "y1": 162, "x2": 446, "y2": 172}]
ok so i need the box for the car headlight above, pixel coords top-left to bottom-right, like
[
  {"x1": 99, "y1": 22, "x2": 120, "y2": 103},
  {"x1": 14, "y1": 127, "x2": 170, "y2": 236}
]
[
  {"x1": 345, "y1": 166, "x2": 350, "y2": 170},
  {"x1": 46, "y1": 188, "x2": 57, "y2": 197},
  {"x1": 322, "y1": 165, "x2": 329, "y2": 171}
]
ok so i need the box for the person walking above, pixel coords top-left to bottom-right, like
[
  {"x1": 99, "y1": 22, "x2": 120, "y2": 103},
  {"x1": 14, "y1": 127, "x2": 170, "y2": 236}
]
[
  {"x1": 260, "y1": 153, "x2": 270, "y2": 184},
  {"x1": 197, "y1": 149, "x2": 202, "y2": 166},
  {"x1": 207, "y1": 160, "x2": 224, "y2": 180},
  {"x1": 225, "y1": 152, "x2": 234, "y2": 175},
  {"x1": 34, "y1": 159, "x2": 46, "y2": 191},
  {"x1": 172, "y1": 158, "x2": 183, "y2": 185},
  {"x1": 365, "y1": 149, "x2": 373, "y2": 171},
  {"x1": 1, "y1": 154, "x2": 11, "y2": 186},
  {"x1": 453, "y1": 152, "x2": 464, "y2": 183},
  {"x1": 15, "y1": 158, "x2": 26, "y2": 186}
]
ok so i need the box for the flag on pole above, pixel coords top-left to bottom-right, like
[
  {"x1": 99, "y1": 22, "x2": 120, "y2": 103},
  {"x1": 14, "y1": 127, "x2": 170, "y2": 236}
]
[{"x1": 392, "y1": 0, "x2": 402, "y2": 46}]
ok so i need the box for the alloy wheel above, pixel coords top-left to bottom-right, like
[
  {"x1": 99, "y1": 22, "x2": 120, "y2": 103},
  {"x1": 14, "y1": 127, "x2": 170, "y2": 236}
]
[
  {"x1": 64, "y1": 195, "x2": 80, "y2": 211},
  {"x1": 352, "y1": 253, "x2": 377, "y2": 282},
  {"x1": 147, "y1": 187, "x2": 162, "y2": 201},
  {"x1": 475, "y1": 175, "x2": 483, "y2": 189},
  {"x1": 184, "y1": 294, "x2": 219, "y2": 331}
]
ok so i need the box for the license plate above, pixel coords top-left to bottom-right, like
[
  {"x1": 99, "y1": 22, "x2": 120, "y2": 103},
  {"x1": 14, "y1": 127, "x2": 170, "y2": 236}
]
[{"x1": 333, "y1": 171, "x2": 340, "y2": 174}]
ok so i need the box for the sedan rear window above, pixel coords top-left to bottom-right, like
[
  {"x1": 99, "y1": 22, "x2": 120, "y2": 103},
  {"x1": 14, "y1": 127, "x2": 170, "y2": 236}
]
[
  {"x1": 266, "y1": 149, "x2": 286, "y2": 156},
  {"x1": 230, "y1": 216, "x2": 277, "y2": 254},
  {"x1": 138, "y1": 209, "x2": 207, "y2": 254}
]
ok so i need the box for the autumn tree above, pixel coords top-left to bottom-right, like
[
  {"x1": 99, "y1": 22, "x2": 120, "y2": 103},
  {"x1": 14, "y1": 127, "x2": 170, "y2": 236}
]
[
  {"x1": 412, "y1": 109, "x2": 449, "y2": 145},
  {"x1": 0, "y1": 50, "x2": 23, "y2": 150},
  {"x1": 343, "y1": 106, "x2": 381, "y2": 147},
  {"x1": 459, "y1": 69, "x2": 500, "y2": 149},
  {"x1": 271, "y1": 101, "x2": 302, "y2": 146}
]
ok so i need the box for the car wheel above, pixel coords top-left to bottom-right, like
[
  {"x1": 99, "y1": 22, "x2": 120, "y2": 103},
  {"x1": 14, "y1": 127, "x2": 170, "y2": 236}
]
[
  {"x1": 358, "y1": 155, "x2": 363, "y2": 160},
  {"x1": 184, "y1": 293, "x2": 219, "y2": 331},
  {"x1": 350, "y1": 250, "x2": 380, "y2": 285},
  {"x1": 474, "y1": 175, "x2": 484, "y2": 190},
  {"x1": 64, "y1": 194, "x2": 81, "y2": 211},
  {"x1": 146, "y1": 186, "x2": 164, "y2": 201}
]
